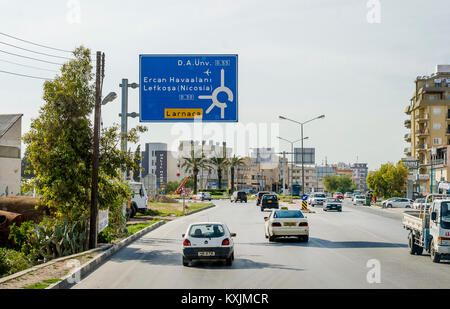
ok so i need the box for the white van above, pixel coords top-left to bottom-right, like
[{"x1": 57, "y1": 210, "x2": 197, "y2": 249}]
[
  {"x1": 128, "y1": 182, "x2": 148, "y2": 218},
  {"x1": 195, "y1": 192, "x2": 212, "y2": 201}
]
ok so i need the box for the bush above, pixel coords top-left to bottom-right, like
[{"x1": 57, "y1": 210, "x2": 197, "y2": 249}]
[
  {"x1": 8, "y1": 221, "x2": 36, "y2": 258},
  {"x1": 98, "y1": 226, "x2": 115, "y2": 244},
  {"x1": 0, "y1": 248, "x2": 31, "y2": 278},
  {"x1": 199, "y1": 189, "x2": 228, "y2": 195}
]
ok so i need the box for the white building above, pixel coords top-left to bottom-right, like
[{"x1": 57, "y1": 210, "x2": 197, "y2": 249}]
[
  {"x1": 177, "y1": 140, "x2": 232, "y2": 189},
  {"x1": 0, "y1": 114, "x2": 23, "y2": 197}
]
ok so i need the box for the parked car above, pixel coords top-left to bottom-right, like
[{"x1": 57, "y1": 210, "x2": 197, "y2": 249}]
[
  {"x1": 412, "y1": 198, "x2": 426, "y2": 209},
  {"x1": 264, "y1": 209, "x2": 309, "y2": 242},
  {"x1": 353, "y1": 195, "x2": 366, "y2": 205},
  {"x1": 324, "y1": 198, "x2": 342, "y2": 212},
  {"x1": 260, "y1": 193, "x2": 279, "y2": 211},
  {"x1": 383, "y1": 198, "x2": 413, "y2": 208},
  {"x1": 308, "y1": 192, "x2": 327, "y2": 207},
  {"x1": 181, "y1": 222, "x2": 236, "y2": 266},
  {"x1": 231, "y1": 191, "x2": 247, "y2": 203},
  {"x1": 333, "y1": 192, "x2": 344, "y2": 199},
  {"x1": 195, "y1": 192, "x2": 212, "y2": 201},
  {"x1": 256, "y1": 191, "x2": 271, "y2": 205},
  {"x1": 381, "y1": 197, "x2": 400, "y2": 208}
]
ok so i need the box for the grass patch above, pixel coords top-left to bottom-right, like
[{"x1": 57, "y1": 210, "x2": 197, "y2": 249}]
[
  {"x1": 141, "y1": 201, "x2": 213, "y2": 217},
  {"x1": 126, "y1": 220, "x2": 158, "y2": 236},
  {"x1": 23, "y1": 283, "x2": 49, "y2": 289},
  {"x1": 42, "y1": 278, "x2": 61, "y2": 284}
]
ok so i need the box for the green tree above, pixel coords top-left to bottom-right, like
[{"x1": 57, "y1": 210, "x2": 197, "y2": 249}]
[
  {"x1": 229, "y1": 155, "x2": 246, "y2": 193},
  {"x1": 180, "y1": 151, "x2": 208, "y2": 194},
  {"x1": 22, "y1": 46, "x2": 146, "y2": 234},
  {"x1": 366, "y1": 161, "x2": 408, "y2": 199},
  {"x1": 208, "y1": 156, "x2": 229, "y2": 190},
  {"x1": 323, "y1": 174, "x2": 357, "y2": 193}
]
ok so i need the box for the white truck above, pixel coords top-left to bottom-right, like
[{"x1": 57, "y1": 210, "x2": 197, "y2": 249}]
[
  {"x1": 127, "y1": 181, "x2": 148, "y2": 218},
  {"x1": 402, "y1": 194, "x2": 450, "y2": 263}
]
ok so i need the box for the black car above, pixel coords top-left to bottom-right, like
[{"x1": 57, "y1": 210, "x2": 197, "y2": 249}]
[
  {"x1": 256, "y1": 191, "x2": 271, "y2": 205},
  {"x1": 231, "y1": 191, "x2": 247, "y2": 203},
  {"x1": 261, "y1": 194, "x2": 279, "y2": 211}
]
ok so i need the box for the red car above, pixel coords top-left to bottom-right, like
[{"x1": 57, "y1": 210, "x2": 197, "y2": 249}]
[{"x1": 333, "y1": 192, "x2": 344, "y2": 199}]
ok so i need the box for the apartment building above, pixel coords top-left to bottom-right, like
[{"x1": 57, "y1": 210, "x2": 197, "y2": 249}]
[{"x1": 404, "y1": 65, "x2": 450, "y2": 194}]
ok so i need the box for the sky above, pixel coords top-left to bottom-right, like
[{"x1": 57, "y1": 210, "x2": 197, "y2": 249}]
[{"x1": 1, "y1": 0, "x2": 450, "y2": 171}]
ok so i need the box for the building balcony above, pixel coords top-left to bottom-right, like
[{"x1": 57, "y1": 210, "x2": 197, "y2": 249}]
[
  {"x1": 404, "y1": 119, "x2": 411, "y2": 128},
  {"x1": 446, "y1": 129, "x2": 450, "y2": 135},
  {"x1": 415, "y1": 129, "x2": 429, "y2": 136},
  {"x1": 404, "y1": 133, "x2": 411, "y2": 142},
  {"x1": 416, "y1": 114, "x2": 429, "y2": 122},
  {"x1": 405, "y1": 105, "x2": 412, "y2": 115},
  {"x1": 404, "y1": 147, "x2": 411, "y2": 155}
]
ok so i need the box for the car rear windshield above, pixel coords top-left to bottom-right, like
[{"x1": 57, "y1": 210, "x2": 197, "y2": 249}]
[
  {"x1": 327, "y1": 198, "x2": 341, "y2": 203},
  {"x1": 189, "y1": 224, "x2": 225, "y2": 238},
  {"x1": 237, "y1": 192, "x2": 247, "y2": 197},
  {"x1": 263, "y1": 195, "x2": 277, "y2": 200},
  {"x1": 274, "y1": 210, "x2": 304, "y2": 218},
  {"x1": 314, "y1": 194, "x2": 326, "y2": 198},
  {"x1": 356, "y1": 195, "x2": 364, "y2": 199}
]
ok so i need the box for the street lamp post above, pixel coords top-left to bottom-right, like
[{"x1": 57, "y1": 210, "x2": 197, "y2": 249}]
[
  {"x1": 277, "y1": 136, "x2": 308, "y2": 198},
  {"x1": 279, "y1": 114, "x2": 325, "y2": 196}
]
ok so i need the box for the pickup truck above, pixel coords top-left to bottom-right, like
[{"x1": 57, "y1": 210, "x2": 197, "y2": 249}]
[{"x1": 402, "y1": 194, "x2": 450, "y2": 263}]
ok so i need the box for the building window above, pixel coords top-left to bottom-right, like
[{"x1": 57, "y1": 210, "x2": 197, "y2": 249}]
[
  {"x1": 433, "y1": 138, "x2": 442, "y2": 145},
  {"x1": 433, "y1": 108, "x2": 442, "y2": 115},
  {"x1": 429, "y1": 95, "x2": 439, "y2": 100}
]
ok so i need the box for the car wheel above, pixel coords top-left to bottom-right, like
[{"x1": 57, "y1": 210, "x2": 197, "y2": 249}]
[
  {"x1": 388, "y1": 204, "x2": 392, "y2": 208},
  {"x1": 269, "y1": 235, "x2": 276, "y2": 242},
  {"x1": 130, "y1": 204, "x2": 137, "y2": 218},
  {"x1": 182, "y1": 256, "x2": 190, "y2": 266},
  {"x1": 408, "y1": 233, "x2": 417, "y2": 255},
  {"x1": 225, "y1": 256, "x2": 233, "y2": 266},
  {"x1": 430, "y1": 241, "x2": 441, "y2": 263},
  {"x1": 303, "y1": 235, "x2": 309, "y2": 242},
  {"x1": 338, "y1": 209, "x2": 342, "y2": 212},
  {"x1": 260, "y1": 207, "x2": 264, "y2": 212}
]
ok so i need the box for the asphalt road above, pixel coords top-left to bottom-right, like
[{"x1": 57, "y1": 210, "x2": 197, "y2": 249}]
[{"x1": 74, "y1": 199, "x2": 450, "y2": 289}]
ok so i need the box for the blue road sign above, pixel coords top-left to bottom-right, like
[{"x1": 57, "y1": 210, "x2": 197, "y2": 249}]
[
  {"x1": 302, "y1": 194, "x2": 308, "y2": 201},
  {"x1": 139, "y1": 54, "x2": 238, "y2": 122}
]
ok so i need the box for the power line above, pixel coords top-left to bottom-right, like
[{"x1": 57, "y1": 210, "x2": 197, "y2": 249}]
[
  {"x1": 0, "y1": 49, "x2": 63, "y2": 65},
  {"x1": 0, "y1": 69, "x2": 53, "y2": 81},
  {"x1": 0, "y1": 31, "x2": 72, "y2": 53},
  {"x1": 0, "y1": 41, "x2": 74, "y2": 60},
  {"x1": 0, "y1": 58, "x2": 58, "y2": 72}
]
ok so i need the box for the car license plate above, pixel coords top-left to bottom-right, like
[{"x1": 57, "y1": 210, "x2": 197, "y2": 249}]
[
  {"x1": 283, "y1": 222, "x2": 296, "y2": 226},
  {"x1": 198, "y1": 251, "x2": 215, "y2": 257},
  {"x1": 267, "y1": 200, "x2": 272, "y2": 203}
]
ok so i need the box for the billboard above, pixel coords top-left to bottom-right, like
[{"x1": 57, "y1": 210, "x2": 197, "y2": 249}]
[
  {"x1": 294, "y1": 148, "x2": 315, "y2": 164},
  {"x1": 139, "y1": 54, "x2": 238, "y2": 122},
  {"x1": 155, "y1": 150, "x2": 167, "y2": 187}
]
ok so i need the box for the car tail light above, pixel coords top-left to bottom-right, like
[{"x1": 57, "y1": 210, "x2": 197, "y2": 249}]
[
  {"x1": 299, "y1": 222, "x2": 308, "y2": 227},
  {"x1": 272, "y1": 222, "x2": 281, "y2": 227},
  {"x1": 183, "y1": 239, "x2": 191, "y2": 246},
  {"x1": 222, "y1": 238, "x2": 230, "y2": 246}
]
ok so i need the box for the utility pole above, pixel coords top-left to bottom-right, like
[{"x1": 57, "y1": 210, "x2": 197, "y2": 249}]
[
  {"x1": 282, "y1": 151, "x2": 286, "y2": 198},
  {"x1": 89, "y1": 51, "x2": 104, "y2": 249}
]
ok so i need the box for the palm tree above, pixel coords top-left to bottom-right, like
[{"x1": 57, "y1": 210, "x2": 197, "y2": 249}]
[
  {"x1": 180, "y1": 151, "x2": 208, "y2": 194},
  {"x1": 229, "y1": 155, "x2": 246, "y2": 193},
  {"x1": 208, "y1": 156, "x2": 229, "y2": 190}
]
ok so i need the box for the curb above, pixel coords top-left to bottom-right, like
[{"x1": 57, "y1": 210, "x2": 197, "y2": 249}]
[
  {"x1": 0, "y1": 244, "x2": 112, "y2": 285},
  {"x1": 184, "y1": 204, "x2": 216, "y2": 216},
  {"x1": 46, "y1": 220, "x2": 166, "y2": 289}
]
